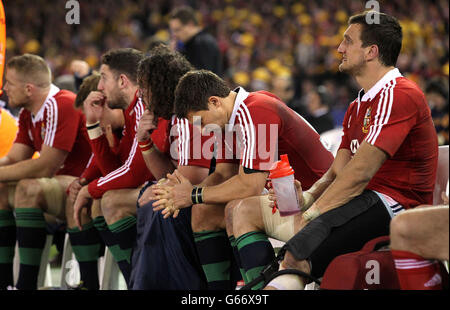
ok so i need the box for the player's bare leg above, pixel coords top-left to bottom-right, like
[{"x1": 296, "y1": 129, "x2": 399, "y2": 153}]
[
  {"x1": 99, "y1": 188, "x2": 141, "y2": 287},
  {"x1": 66, "y1": 195, "x2": 103, "y2": 290},
  {"x1": 0, "y1": 182, "x2": 15, "y2": 289},
  {"x1": 390, "y1": 205, "x2": 449, "y2": 290},
  {"x1": 13, "y1": 176, "x2": 74, "y2": 289},
  {"x1": 390, "y1": 206, "x2": 449, "y2": 260}
]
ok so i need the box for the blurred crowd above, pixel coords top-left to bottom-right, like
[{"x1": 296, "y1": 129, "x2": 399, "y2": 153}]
[{"x1": 2, "y1": 0, "x2": 449, "y2": 143}]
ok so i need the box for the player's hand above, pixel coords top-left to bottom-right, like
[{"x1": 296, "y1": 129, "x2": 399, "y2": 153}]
[
  {"x1": 267, "y1": 179, "x2": 305, "y2": 215},
  {"x1": 67, "y1": 178, "x2": 83, "y2": 205},
  {"x1": 152, "y1": 170, "x2": 193, "y2": 213},
  {"x1": 137, "y1": 109, "x2": 157, "y2": 143},
  {"x1": 83, "y1": 91, "x2": 105, "y2": 124},
  {"x1": 73, "y1": 186, "x2": 93, "y2": 230},
  {"x1": 293, "y1": 180, "x2": 305, "y2": 208},
  {"x1": 70, "y1": 60, "x2": 91, "y2": 77}
]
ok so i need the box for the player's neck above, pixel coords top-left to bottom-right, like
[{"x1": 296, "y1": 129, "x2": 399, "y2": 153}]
[
  {"x1": 123, "y1": 86, "x2": 139, "y2": 109},
  {"x1": 224, "y1": 91, "x2": 238, "y2": 122},
  {"x1": 29, "y1": 87, "x2": 51, "y2": 116},
  {"x1": 357, "y1": 65, "x2": 395, "y2": 93}
]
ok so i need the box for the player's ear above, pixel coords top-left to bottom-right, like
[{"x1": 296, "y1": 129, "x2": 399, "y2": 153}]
[
  {"x1": 118, "y1": 73, "x2": 129, "y2": 88},
  {"x1": 24, "y1": 83, "x2": 34, "y2": 96},
  {"x1": 208, "y1": 96, "x2": 221, "y2": 108},
  {"x1": 366, "y1": 44, "x2": 379, "y2": 62}
]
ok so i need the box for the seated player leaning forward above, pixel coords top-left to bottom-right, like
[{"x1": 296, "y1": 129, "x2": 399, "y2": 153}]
[
  {"x1": 152, "y1": 69, "x2": 334, "y2": 288},
  {"x1": 71, "y1": 48, "x2": 170, "y2": 287},
  {"x1": 264, "y1": 12, "x2": 438, "y2": 290},
  {"x1": 64, "y1": 72, "x2": 125, "y2": 290},
  {"x1": 129, "y1": 47, "x2": 238, "y2": 290},
  {"x1": 0, "y1": 54, "x2": 91, "y2": 290}
]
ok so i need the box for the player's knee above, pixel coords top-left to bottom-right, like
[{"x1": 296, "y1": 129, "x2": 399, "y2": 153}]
[
  {"x1": 390, "y1": 212, "x2": 414, "y2": 249},
  {"x1": 233, "y1": 197, "x2": 259, "y2": 236},
  {"x1": 15, "y1": 179, "x2": 44, "y2": 208},
  {"x1": 101, "y1": 191, "x2": 121, "y2": 220},
  {"x1": 224, "y1": 199, "x2": 241, "y2": 234},
  {"x1": 191, "y1": 204, "x2": 225, "y2": 232}
]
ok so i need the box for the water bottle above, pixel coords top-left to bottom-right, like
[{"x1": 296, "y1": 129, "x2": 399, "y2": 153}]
[{"x1": 269, "y1": 154, "x2": 300, "y2": 216}]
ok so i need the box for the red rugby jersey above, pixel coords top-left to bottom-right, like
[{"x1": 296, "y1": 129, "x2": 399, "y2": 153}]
[
  {"x1": 339, "y1": 68, "x2": 438, "y2": 209},
  {"x1": 14, "y1": 85, "x2": 91, "y2": 177},
  {"x1": 87, "y1": 96, "x2": 168, "y2": 199},
  {"x1": 227, "y1": 88, "x2": 333, "y2": 190},
  {"x1": 168, "y1": 115, "x2": 221, "y2": 168}
]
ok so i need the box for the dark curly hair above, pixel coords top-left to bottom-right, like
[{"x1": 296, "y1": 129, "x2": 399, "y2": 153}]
[{"x1": 137, "y1": 45, "x2": 193, "y2": 120}]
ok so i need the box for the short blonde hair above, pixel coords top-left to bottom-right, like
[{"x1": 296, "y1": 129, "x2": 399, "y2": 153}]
[{"x1": 7, "y1": 54, "x2": 51, "y2": 87}]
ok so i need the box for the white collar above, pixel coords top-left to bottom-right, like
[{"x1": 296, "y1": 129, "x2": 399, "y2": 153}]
[
  {"x1": 228, "y1": 86, "x2": 250, "y2": 128},
  {"x1": 32, "y1": 84, "x2": 60, "y2": 123},
  {"x1": 361, "y1": 68, "x2": 402, "y2": 102}
]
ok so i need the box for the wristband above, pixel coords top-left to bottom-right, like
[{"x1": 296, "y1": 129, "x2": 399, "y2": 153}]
[
  {"x1": 87, "y1": 122, "x2": 102, "y2": 140},
  {"x1": 302, "y1": 208, "x2": 321, "y2": 223},
  {"x1": 196, "y1": 187, "x2": 204, "y2": 204},
  {"x1": 138, "y1": 139, "x2": 153, "y2": 152},
  {"x1": 191, "y1": 186, "x2": 198, "y2": 204},
  {"x1": 191, "y1": 187, "x2": 204, "y2": 205},
  {"x1": 300, "y1": 192, "x2": 315, "y2": 212},
  {"x1": 86, "y1": 122, "x2": 100, "y2": 130},
  {"x1": 141, "y1": 145, "x2": 155, "y2": 155}
]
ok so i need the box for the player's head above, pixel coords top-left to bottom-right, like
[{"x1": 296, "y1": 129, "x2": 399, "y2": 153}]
[
  {"x1": 75, "y1": 73, "x2": 101, "y2": 109},
  {"x1": 4, "y1": 54, "x2": 52, "y2": 108},
  {"x1": 338, "y1": 11, "x2": 402, "y2": 76},
  {"x1": 137, "y1": 45, "x2": 193, "y2": 119},
  {"x1": 174, "y1": 69, "x2": 230, "y2": 128},
  {"x1": 98, "y1": 48, "x2": 144, "y2": 110},
  {"x1": 169, "y1": 6, "x2": 199, "y2": 43}
]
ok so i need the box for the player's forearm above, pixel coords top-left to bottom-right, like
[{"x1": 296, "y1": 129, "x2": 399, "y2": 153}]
[
  {"x1": 313, "y1": 157, "x2": 374, "y2": 214},
  {"x1": 142, "y1": 147, "x2": 176, "y2": 180},
  {"x1": 198, "y1": 164, "x2": 239, "y2": 187},
  {"x1": 0, "y1": 158, "x2": 57, "y2": 182},
  {"x1": 0, "y1": 156, "x2": 14, "y2": 167},
  {"x1": 304, "y1": 168, "x2": 336, "y2": 201},
  {"x1": 202, "y1": 173, "x2": 265, "y2": 204}
]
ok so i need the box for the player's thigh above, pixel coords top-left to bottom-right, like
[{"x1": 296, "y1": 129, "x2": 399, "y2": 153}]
[
  {"x1": 392, "y1": 205, "x2": 449, "y2": 259},
  {"x1": 15, "y1": 176, "x2": 75, "y2": 221}
]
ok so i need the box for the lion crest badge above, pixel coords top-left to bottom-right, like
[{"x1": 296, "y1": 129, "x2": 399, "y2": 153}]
[{"x1": 362, "y1": 107, "x2": 372, "y2": 134}]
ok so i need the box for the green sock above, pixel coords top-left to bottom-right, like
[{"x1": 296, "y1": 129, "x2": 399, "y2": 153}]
[
  {"x1": 236, "y1": 231, "x2": 275, "y2": 290},
  {"x1": 194, "y1": 230, "x2": 234, "y2": 290},
  {"x1": 0, "y1": 210, "x2": 16, "y2": 289},
  {"x1": 229, "y1": 235, "x2": 249, "y2": 284},
  {"x1": 15, "y1": 208, "x2": 47, "y2": 290},
  {"x1": 67, "y1": 221, "x2": 102, "y2": 289},
  {"x1": 93, "y1": 216, "x2": 132, "y2": 285}
]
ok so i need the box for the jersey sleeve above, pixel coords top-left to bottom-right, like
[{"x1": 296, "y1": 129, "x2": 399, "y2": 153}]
[
  {"x1": 14, "y1": 109, "x2": 33, "y2": 147},
  {"x1": 87, "y1": 137, "x2": 153, "y2": 199},
  {"x1": 80, "y1": 154, "x2": 102, "y2": 182},
  {"x1": 364, "y1": 88, "x2": 418, "y2": 157},
  {"x1": 89, "y1": 134, "x2": 123, "y2": 175},
  {"x1": 43, "y1": 96, "x2": 79, "y2": 152},
  {"x1": 237, "y1": 105, "x2": 281, "y2": 171}
]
